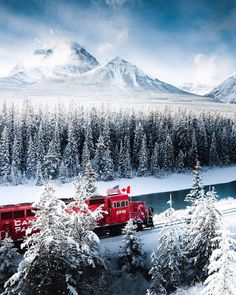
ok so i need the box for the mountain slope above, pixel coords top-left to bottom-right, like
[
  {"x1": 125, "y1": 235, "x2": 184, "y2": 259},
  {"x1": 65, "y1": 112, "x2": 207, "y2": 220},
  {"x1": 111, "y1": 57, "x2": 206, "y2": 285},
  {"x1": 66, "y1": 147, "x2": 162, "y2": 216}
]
[
  {"x1": 0, "y1": 42, "x2": 205, "y2": 101},
  {"x1": 53, "y1": 42, "x2": 99, "y2": 77},
  {"x1": 78, "y1": 56, "x2": 187, "y2": 94},
  {"x1": 207, "y1": 74, "x2": 236, "y2": 103},
  {"x1": 3, "y1": 42, "x2": 99, "y2": 84},
  {"x1": 178, "y1": 82, "x2": 215, "y2": 96}
]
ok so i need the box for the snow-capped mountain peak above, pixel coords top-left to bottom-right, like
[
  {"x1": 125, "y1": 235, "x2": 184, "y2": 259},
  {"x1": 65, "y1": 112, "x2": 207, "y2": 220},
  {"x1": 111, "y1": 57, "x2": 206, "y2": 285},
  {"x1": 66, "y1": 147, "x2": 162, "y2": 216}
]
[
  {"x1": 79, "y1": 56, "x2": 187, "y2": 94},
  {"x1": 71, "y1": 42, "x2": 99, "y2": 68},
  {"x1": 207, "y1": 74, "x2": 236, "y2": 103},
  {"x1": 9, "y1": 64, "x2": 43, "y2": 84},
  {"x1": 0, "y1": 42, "x2": 193, "y2": 98}
]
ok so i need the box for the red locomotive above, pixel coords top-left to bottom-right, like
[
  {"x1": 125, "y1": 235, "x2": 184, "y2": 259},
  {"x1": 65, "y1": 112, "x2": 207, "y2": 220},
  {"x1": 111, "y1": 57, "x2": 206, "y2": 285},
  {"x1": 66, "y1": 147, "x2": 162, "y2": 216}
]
[{"x1": 0, "y1": 187, "x2": 154, "y2": 242}]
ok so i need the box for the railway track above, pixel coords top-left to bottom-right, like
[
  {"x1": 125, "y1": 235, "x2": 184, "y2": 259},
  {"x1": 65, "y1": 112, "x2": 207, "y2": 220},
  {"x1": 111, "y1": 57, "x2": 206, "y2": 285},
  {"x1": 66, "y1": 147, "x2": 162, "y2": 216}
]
[{"x1": 101, "y1": 206, "x2": 236, "y2": 240}]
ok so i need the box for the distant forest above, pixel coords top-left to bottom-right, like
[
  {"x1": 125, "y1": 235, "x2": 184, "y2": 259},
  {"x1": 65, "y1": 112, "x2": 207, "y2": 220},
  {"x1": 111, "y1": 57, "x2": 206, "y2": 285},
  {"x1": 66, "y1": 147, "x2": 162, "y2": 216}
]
[{"x1": 0, "y1": 101, "x2": 235, "y2": 185}]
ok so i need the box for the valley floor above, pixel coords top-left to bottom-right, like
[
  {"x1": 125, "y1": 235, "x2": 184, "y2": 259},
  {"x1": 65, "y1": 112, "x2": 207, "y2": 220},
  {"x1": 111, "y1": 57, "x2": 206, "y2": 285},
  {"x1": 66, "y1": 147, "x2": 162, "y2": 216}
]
[{"x1": 1, "y1": 165, "x2": 236, "y2": 205}]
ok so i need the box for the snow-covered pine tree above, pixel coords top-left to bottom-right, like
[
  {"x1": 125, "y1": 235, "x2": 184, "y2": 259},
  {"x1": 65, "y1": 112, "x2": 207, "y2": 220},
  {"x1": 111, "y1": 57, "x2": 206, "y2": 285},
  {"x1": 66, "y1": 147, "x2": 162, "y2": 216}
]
[
  {"x1": 63, "y1": 122, "x2": 79, "y2": 178},
  {"x1": 133, "y1": 122, "x2": 144, "y2": 168},
  {"x1": 102, "y1": 147, "x2": 114, "y2": 181},
  {"x1": 197, "y1": 119, "x2": 209, "y2": 165},
  {"x1": 147, "y1": 195, "x2": 183, "y2": 294},
  {"x1": 118, "y1": 220, "x2": 146, "y2": 274},
  {"x1": 66, "y1": 177, "x2": 109, "y2": 295},
  {"x1": 175, "y1": 150, "x2": 185, "y2": 173},
  {"x1": 35, "y1": 160, "x2": 44, "y2": 186},
  {"x1": 59, "y1": 159, "x2": 69, "y2": 184},
  {"x1": 118, "y1": 140, "x2": 125, "y2": 177},
  {"x1": 10, "y1": 160, "x2": 21, "y2": 185},
  {"x1": 26, "y1": 135, "x2": 37, "y2": 179},
  {"x1": 163, "y1": 134, "x2": 174, "y2": 172},
  {"x1": 150, "y1": 141, "x2": 162, "y2": 176},
  {"x1": 185, "y1": 160, "x2": 204, "y2": 205},
  {"x1": 201, "y1": 228, "x2": 236, "y2": 295},
  {"x1": 137, "y1": 135, "x2": 148, "y2": 177},
  {"x1": 118, "y1": 137, "x2": 132, "y2": 179},
  {"x1": 102, "y1": 118, "x2": 111, "y2": 149},
  {"x1": 123, "y1": 135, "x2": 132, "y2": 178},
  {"x1": 0, "y1": 236, "x2": 19, "y2": 290},
  {"x1": 188, "y1": 130, "x2": 198, "y2": 168},
  {"x1": 11, "y1": 124, "x2": 23, "y2": 179},
  {"x1": 94, "y1": 134, "x2": 114, "y2": 181},
  {"x1": 0, "y1": 127, "x2": 11, "y2": 183},
  {"x1": 3, "y1": 180, "x2": 82, "y2": 295},
  {"x1": 43, "y1": 139, "x2": 60, "y2": 179},
  {"x1": 83, "y1": 161, "x2": 97, "y2": 198},
  {"x1": 35, "y1": 122, "x2": 45, "y2": 164},
  {"x1": 184, "y1": 187, "x2": 223, "y2": 283},
  {"x1": 73, "y1": 173, "x2": 87, "y2": 202},
  {"x1": 84, "y1": 119, "x2": 94, "y2": 158},
  {"x1": 81, "y1": 139, "x2": 90, "y2": 172},
  {"x1": 209, "y1": 132, "x2": 220, "y2": 166}
]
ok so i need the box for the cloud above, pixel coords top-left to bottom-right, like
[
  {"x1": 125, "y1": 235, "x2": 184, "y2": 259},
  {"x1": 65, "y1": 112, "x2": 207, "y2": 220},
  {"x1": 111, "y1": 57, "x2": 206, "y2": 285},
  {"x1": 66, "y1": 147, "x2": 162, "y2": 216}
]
[
  {"x1": 191, "y1": 53, "x2": 218, "y2": 84},
  {"x1": 105, "y1": 0, "x2": 128, "y2": 7},
  {"x1": 116, "y1": 28, "x2": 129, "y2": 42},
  {"x1": 97, "y1": 42, "x2": 113, "y2": 54}
]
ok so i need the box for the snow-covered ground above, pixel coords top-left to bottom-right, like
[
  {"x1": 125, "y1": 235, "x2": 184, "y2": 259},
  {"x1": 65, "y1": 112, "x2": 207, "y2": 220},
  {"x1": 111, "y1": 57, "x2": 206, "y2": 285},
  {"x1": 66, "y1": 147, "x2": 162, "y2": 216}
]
[
  {"x1": 1, "y1": 165, "x2": 236, "y2": 206},
  {"x1": 100, "y1": 198, "x2": 236, "y2": 257}
]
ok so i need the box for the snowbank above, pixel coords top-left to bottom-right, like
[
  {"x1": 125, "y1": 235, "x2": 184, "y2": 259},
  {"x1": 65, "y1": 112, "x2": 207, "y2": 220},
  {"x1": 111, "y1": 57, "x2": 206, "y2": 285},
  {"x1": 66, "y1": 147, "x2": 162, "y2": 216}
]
[{"x1": 0, "y1": 165, "x2": 236, "y2": 205}]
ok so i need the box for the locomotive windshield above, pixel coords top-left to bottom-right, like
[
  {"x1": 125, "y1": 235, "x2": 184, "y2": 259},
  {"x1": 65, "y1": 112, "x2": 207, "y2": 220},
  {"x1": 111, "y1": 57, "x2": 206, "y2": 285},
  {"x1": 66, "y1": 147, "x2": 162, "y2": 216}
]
[{"x1": 88, "y1": 198, "x2": 104, "y2": 205}]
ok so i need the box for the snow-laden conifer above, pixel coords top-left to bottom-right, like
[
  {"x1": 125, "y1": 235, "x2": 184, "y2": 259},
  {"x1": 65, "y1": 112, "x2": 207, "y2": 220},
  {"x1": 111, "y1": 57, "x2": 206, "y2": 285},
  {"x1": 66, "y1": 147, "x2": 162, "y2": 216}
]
[
  {"x1": 184, "y1": 187, "x2": 223, "y2": 282},
  {"x1": 163, "y1": 134, "x2": 174, "y2": 171},
  {"x1": 94, "y1": 134, "x2": 114, "y2": 180},
  {"x1": 35, "y1": 160, "x2": 44, "y2": 186},
  {"x1": 0, "y1": 236, "x2": 19, "y2": 289},
  {"x1": 43, "y1": 140, "x2": 60, "y2": 179},
  {"x1": 185, "y1": 160, "x2": 204, "y2": 205},
  {"x1": 63, "y1": 122, "x2": 79, "y2": 178},
  {"x1": 59, "y1": 159, "x2": 69, "y2": 184},
  {"x1": 118, "y1": 220, "x2": 145, "y2": 274},
  {"x1": 81, "y1": 140, "x2": 90, "y2": 172},
  {"x1": 209, "y1": 132, "x2": 220, "y2": 166},
  {"x1": 137, "y1": 135, "x2": 148, "y2": 176},
  {"x1": 83, "y1": 161, "x2": 97, "y2": 198},
  {"x1": 26, "y1": 135, "x2": 37, "y2": 179},
  {"x1": 3, "y1": 180, "x2": 82, "y2": 295},
  {"x1": 201, "y1": 227, "x2": 236, "y2": 295},
  {"x1": 0, "y1": 127, "x2": 11, "y2": 183},
  {"x1": 10, "y1": 160, "x2": 21, "y2": 185},
  {"x1": 66, "y1": 176, "x2": 109, "y2": 294},
  {"x1": 148, "y1": 195, "x2": 183, "y2": 294}
]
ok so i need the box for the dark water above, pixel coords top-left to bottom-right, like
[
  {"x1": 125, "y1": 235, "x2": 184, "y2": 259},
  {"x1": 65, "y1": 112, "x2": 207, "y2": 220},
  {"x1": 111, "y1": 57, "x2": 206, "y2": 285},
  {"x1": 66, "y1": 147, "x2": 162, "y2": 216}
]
[{"x1": 132, "y1": 180, "x2": 236, "y2": 214}]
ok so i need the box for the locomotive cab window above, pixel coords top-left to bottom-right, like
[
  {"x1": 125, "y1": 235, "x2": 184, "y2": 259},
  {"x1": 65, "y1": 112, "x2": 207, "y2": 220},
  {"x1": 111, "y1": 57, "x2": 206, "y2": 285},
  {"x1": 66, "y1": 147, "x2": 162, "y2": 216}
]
[
  {"x1": 26, "y1": 209, "x2": 35, "y2": 217},
  {"x1": 121, "y1": 201, "x2": 125, "y2": 207},
  {"x1": 1, "y1": 212, "x2": 13, "y2": 220},
  {"x1": 117, "y1": 201, "x2": 121, "y2": 207},
  {"x1": 13, "y1": 210, "x2": 24, "y2": 218},
  {"x1": 125, "y1": 201, "x2": 129, "y2": 207}
]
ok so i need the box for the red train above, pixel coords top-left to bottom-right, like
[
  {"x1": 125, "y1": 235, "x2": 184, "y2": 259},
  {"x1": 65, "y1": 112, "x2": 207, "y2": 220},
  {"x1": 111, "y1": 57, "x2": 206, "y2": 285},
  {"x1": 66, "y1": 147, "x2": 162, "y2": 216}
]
[{"x1": 0, "y1": 187, "x2": 154, "y2": 242}]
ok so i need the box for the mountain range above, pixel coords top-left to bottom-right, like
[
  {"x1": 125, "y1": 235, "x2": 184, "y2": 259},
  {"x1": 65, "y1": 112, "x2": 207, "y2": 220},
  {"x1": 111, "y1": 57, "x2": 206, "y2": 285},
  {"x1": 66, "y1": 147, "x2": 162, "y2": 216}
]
[{"x1": 0, "y1": 41, "x2": 235, "y2": 103}]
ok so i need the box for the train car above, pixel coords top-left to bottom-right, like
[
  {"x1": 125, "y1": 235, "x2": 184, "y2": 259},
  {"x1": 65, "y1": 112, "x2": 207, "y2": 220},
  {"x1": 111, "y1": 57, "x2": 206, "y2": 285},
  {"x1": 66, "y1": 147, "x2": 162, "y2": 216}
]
[
  {"x1": 0, "y1": 203, "x2": 36, "y2": 241},
  {"x1": 0, "y1": 188, "x2": 154, "y2": 241}
]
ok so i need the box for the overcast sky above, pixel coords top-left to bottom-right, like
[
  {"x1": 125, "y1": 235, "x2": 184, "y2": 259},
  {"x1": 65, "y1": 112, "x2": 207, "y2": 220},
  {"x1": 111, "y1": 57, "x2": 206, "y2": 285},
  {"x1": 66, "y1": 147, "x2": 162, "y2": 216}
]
[{"x1": 1, "y1": 0, "x2": 236, "y2": 85}]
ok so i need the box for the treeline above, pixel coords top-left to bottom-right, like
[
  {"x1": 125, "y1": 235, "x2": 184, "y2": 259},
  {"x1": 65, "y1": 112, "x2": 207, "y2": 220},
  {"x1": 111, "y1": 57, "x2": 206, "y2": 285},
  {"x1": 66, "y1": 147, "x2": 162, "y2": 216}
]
[{"x1": 0, "y1": 101, "x2": 235, "y2": 185}]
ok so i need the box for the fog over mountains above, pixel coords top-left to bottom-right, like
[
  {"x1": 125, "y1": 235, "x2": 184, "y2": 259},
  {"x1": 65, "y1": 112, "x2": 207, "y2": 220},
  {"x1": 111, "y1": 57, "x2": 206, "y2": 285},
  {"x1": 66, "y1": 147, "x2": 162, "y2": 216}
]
[{"x1": 0, "y1": 40, "x2": 234, "y2": 103}]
